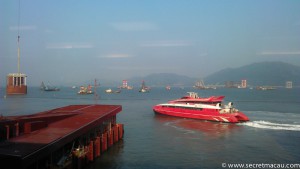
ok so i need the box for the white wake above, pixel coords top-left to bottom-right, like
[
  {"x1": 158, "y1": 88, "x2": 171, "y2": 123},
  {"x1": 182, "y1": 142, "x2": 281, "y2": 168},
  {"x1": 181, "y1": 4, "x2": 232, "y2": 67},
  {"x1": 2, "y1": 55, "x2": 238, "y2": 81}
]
[
  {"x1": 240, "y1": 120, "x2": 300, "y2": 131},
  {"x1": 164, "y1": 120, "x2": 195, "y2": 134}
]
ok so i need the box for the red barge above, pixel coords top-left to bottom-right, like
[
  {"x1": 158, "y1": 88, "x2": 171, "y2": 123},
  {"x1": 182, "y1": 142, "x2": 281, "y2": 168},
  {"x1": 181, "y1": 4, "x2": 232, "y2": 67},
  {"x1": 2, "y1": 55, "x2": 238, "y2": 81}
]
[
  {"x1": 0, "y1": 104, "x2": 124, "y2": 169},
  {"x1": 153, "y1": 92, "x2": 249, "y2": 123}
]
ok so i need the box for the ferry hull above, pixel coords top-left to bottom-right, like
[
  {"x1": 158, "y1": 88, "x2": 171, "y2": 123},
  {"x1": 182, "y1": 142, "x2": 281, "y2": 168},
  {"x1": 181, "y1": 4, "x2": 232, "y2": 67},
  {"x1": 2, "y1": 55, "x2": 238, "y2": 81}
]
[{"x1": 153, "y1": 106, "x2": 249, "y2": 123}]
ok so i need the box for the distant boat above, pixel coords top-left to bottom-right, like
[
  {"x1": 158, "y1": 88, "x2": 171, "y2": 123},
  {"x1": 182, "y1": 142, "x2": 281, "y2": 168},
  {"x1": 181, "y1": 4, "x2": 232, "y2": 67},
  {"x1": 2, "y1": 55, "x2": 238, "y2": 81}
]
[
  {"x1": 105, "y1": 88, "x2": 121, "y2": 94},
  {"x1": 166, "y1": 85, "x2": 171, "y2": 90},
  {"x1": 40, "y1": 81, "x2": 60, "y2": 91},
  {"x1": 119, "y1": 80, "x2": 133, "y2": 90},
  {"x1": 139, "y1": 88, "x2": 148, "y2": 93},
  {"x1": 126, "y1": 86, "x2": 133, "y2": 90},
  {"x1": 78, "y1": 85, "x2": 93, "y2": 94},
  {"x1": 139, "y1": 80, "x2": 150, "y2": 93},
  {"x1": 256, "y1": 86, "x2": 276, "y2": 90},
  {"x1": 105, "y1": 88, "x2": 113, "y2": 93}
]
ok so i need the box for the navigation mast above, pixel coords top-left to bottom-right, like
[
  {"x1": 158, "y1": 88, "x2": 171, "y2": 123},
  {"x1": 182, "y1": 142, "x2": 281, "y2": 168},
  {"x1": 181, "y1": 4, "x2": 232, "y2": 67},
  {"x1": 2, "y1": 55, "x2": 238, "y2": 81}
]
[
  {"x1": 6, "y1": 0, "x2": 27, "y2": 95},
  {"x1": 94, "y1": 79, "x2": 99, "y2": 104},
  {"x1": 17, "y1": 0, "x2": 21, "y2": 74}
]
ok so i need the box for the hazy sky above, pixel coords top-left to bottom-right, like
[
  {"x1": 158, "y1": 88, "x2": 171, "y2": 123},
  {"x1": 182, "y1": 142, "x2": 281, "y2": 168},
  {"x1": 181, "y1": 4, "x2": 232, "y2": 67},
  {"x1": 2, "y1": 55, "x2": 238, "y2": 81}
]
[{"x1": 1, "y1": 0, "x2": 300, "y2": 86}]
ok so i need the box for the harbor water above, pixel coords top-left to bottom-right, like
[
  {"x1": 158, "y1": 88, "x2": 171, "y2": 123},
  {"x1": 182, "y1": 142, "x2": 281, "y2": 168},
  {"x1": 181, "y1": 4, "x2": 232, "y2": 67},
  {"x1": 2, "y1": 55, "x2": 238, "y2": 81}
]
[{"x1": 1, "y1": 87, "x2": 300, "y2": 169}]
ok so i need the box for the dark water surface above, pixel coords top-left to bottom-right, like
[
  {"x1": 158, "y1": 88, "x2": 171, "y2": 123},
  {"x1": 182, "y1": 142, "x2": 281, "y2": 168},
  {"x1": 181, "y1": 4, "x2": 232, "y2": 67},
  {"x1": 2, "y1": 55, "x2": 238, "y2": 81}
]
[{"x1": 1, "y1": 87, "x2": 300, "y2": 169}]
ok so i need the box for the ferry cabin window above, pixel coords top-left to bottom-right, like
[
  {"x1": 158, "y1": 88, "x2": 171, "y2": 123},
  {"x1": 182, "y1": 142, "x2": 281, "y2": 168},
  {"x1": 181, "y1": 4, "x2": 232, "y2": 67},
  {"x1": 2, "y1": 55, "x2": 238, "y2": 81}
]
[
  {"x1": 186, "y1": 101, "x2": 220, "y2": 104},
  {"x1": 162, "y1": 105, "x2": 202, "y2": 110}
]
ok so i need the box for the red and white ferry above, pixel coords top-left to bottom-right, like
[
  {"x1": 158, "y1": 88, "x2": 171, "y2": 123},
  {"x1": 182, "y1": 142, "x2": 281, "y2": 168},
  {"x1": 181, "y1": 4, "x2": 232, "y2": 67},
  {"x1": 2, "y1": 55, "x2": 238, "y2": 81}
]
[{"x1": 153, "y1": 92, "x2": 249, "y2": 123}]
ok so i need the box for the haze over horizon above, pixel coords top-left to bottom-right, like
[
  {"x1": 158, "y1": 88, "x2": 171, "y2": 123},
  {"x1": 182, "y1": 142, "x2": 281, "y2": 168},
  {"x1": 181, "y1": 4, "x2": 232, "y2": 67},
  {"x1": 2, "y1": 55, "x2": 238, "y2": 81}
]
[{"x1": 1, "y1": 0, "x2": 300, "y2": 86}]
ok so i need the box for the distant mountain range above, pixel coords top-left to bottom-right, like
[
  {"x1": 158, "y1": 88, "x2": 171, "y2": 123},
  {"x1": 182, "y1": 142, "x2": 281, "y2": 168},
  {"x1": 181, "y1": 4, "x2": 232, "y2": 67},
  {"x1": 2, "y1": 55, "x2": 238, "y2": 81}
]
[
  {"x1": 127, "y1": 62, "x2": 300, "y2": 87},
  {"x1": 204, "y1": 61, "x2": 300, "y2": 86}
]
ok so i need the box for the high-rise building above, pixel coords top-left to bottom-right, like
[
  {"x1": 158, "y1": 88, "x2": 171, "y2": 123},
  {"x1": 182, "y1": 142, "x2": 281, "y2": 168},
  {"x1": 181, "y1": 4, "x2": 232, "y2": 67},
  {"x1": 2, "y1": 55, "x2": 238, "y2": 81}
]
[{"x1": 241, "y1": 79, "x2": 247, "y2": 88}]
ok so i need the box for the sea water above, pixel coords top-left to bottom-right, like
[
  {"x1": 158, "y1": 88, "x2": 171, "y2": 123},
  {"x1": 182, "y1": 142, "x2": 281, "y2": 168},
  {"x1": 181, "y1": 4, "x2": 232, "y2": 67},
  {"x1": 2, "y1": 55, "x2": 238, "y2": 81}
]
[{"x1": 1, "y1": 87, "x2": 299, "y2": 169}]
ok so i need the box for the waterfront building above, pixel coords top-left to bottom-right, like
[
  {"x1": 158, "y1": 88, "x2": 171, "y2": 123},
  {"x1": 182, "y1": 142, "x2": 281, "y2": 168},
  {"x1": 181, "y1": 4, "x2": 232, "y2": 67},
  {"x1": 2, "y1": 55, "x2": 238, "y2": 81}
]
[{"x1": 286, "y1": 81, "x2": 293, "y2": 89}]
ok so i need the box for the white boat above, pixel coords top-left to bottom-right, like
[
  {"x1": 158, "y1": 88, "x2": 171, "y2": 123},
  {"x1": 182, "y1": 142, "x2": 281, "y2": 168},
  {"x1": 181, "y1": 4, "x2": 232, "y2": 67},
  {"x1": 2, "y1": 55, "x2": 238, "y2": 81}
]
[
  {"x1": 105, "y1": 88, "x2": 113, "y2": 93},
  {"x1": 139, "y1": 88, "x2": 148, "y2": 93},
  {"x1": 105, "y1": 88, "x2": 121, "y2": 94}
]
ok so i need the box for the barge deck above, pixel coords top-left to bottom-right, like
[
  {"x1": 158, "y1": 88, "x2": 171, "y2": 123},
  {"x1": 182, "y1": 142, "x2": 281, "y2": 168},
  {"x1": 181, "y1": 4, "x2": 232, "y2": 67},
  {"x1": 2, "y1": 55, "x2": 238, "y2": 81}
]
[{"x1": 0, "y1": 104, "x2": 124, "y2": 169}]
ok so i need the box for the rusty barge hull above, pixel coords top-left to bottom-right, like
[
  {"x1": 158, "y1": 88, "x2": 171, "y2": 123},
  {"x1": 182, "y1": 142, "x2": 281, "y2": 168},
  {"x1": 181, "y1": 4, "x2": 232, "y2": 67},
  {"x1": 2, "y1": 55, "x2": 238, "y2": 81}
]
[{"x1": 0, "y1": 104, "x2": 123, "y2": 169}]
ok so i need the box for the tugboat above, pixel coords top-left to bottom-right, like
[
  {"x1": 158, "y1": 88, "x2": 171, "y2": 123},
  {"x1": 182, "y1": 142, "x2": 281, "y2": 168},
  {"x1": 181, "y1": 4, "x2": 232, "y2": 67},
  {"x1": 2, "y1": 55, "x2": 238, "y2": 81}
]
[
  {"x1": 139, "y1": 80, "x2": 150, "y2": 93},
  {"x1": 153, "y1": 92, "x2": 249, "y2": 123}
]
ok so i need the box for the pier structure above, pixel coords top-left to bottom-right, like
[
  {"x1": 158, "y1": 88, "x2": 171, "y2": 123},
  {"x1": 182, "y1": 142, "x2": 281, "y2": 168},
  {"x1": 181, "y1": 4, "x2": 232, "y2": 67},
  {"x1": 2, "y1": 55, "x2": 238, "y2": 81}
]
[
  {"x1": 6, "y1": 73, "x2": 27, "y2": 95},
  {"x1": 0, "y1": 104, "x2": 124, "y2": 169}
]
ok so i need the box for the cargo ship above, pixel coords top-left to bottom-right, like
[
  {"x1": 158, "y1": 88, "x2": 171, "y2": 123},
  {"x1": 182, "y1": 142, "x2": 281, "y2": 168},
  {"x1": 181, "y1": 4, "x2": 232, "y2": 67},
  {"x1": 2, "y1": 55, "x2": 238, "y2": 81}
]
[
  {"x1": 153, "y1": 92, "x2": 249, "y2": 123},
  {"x1": 0, "y1": 104, "x2": 124, "y2": 169}
]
